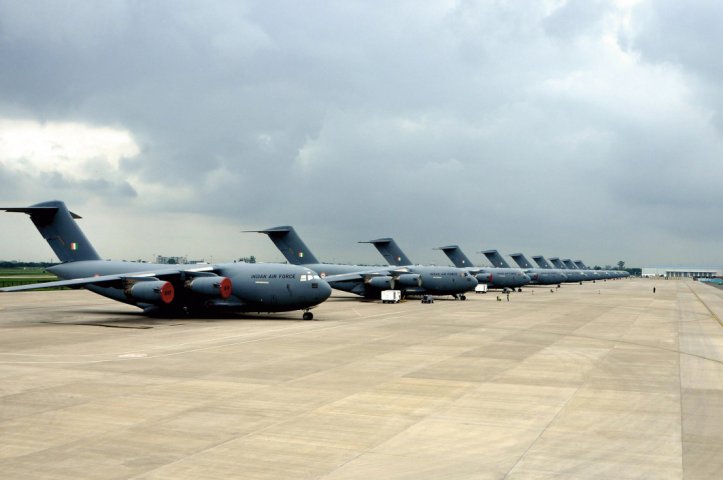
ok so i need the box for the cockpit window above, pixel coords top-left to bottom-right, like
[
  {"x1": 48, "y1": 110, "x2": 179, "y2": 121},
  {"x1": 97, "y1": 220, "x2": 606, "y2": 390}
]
[{"x1": 300, "y1": 273, "x2": 321, "y2": 282}]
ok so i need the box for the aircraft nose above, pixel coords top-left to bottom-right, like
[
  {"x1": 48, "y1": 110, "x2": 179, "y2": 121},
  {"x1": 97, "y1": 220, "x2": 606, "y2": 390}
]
[{"x1": 316, "y1": 278, "x2": 333, "y2": 301}]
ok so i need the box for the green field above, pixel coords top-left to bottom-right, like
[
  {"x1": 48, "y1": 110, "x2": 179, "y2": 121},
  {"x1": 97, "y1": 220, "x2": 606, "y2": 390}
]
[{"x1": 0, "y1": 267, "x2": 59, "y2": 289}]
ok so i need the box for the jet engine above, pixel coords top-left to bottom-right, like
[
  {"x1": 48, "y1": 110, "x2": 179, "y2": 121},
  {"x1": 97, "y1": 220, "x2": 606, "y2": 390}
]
[
  {"x1": 127, "y1": 280, "x2": 174, "y2": 304},
  {"x1": 395, "y1": 273, "x2": 421, "y2": 287},
  {"x1": 366, "y1": 276, "x2": 393, "y2": 289},
  {"x1": 185, "y1": 276, "x2": 233, "y2": 299},
  {"x1": 476, "y1": 273, "x2": 492, "y2": 284}
]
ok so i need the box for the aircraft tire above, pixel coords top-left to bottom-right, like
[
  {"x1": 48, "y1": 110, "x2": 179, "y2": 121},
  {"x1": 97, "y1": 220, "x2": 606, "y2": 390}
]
[
  {"x1": 303, "y1": 312, "x2": 313, "y2": 321},
  {"x1": 460, "y1": 295, "x2": 466, "y2": 301}
]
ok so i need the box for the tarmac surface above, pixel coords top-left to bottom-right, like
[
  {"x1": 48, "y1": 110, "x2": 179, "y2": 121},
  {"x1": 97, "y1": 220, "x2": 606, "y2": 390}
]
[{"x1": 1, "y1": 278, "x2": 722, "y2": 479}]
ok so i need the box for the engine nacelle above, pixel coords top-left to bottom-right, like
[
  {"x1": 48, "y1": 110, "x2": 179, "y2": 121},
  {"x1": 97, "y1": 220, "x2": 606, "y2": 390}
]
[
  {"x1": 128, "y1": 280, "x2": 174, "y2": 304},
  {"x1": 366, "y1": 275, "x2": 393, "y2": 289},
  {"x1": 476, "y1": 273, "x2": 492, "y2": 283},
  {"x1": 395, "y1": 273, "x2": 421, "y2": 287},
  {"x1": 185, "y1": 276, "x2": 233, "y2": 299}
]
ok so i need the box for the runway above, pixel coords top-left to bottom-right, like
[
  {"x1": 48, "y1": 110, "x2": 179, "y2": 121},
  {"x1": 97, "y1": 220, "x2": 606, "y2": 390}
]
[{"x1": 1, "y1": 278, "x2": 722, "y2": 479}]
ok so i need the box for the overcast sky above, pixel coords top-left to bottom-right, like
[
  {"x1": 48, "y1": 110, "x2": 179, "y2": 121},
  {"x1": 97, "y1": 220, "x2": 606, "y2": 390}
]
[{"x1": 1, "y1": 0, "x2": 721, "y2": 267}]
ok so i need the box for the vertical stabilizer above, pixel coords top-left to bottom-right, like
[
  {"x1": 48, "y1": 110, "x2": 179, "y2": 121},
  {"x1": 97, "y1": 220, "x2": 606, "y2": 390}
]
[
  {"x1": 532, "y1": 255, "x2": 552, "y2": 269},
  {"x1": 2, "y1": 200, "x2": 101, "y2": 263},
  {"x1": 436, "y1": 245, "x2": 474, "y2": 268},
  {"x1": 574, "y1": 260, "x2": 587, "y2": 269},
  {"x1": 562, "y1": 259, "x2": 578, "y2": 269},
  {"x1": 481, "y1": 250, "x2": 511, "y2": 268},
  {"x1": 548, "y1": 257, "x2": 566, "y2": 269},
  {"x1": 250, "y1": 226, "x2": 319, "y2": 265},
  {"x1": 509, "y1": 253, "x2": 534, "y2": 269},
  {"x1": 361, "y1": 238, "x2": 412, "y2": 266}
]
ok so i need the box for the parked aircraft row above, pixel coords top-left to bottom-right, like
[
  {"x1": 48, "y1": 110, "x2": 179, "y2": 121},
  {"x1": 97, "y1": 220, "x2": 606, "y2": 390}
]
[{"x1": 1, "y1": 201, "x2": 628, "y2": 319}]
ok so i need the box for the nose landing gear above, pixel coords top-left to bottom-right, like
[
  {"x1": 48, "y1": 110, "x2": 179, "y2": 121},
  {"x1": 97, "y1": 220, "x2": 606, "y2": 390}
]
[{"x1": 302, "y1": 310, "x2": 314, "y2": 321}]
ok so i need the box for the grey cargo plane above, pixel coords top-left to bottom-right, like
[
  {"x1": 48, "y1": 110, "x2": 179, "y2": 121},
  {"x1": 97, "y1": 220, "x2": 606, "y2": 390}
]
[
  {"x1": 573, "y1": 260, "x2": 627, "y2": 279},
  {"x1": 252, "y1": 226, "x2": 477, "y2": 300},
  {"x1": 361, "y1": 238, "x2": 478, "y2": 299},
  {"x1": 483, "y1": 250, "x2": 567, "y2": 285},
  {"x1": 435, "y1": 245, "x2": 531, "y2": 289},
  {"x1": 250, "y1": 225, "x2": 417, "y2": 299},
  {"x1": 0, "y1": 201, "x2": 332, "y2": 320},
  {"x1": 543, "y1": 257, "x2": 590, "y2": 282}
]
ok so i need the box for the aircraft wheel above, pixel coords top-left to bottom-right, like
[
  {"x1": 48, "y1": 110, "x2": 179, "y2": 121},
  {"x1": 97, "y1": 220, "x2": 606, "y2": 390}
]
[
  {"x1": 460, "y1": 295, "x2": 466, "y2": 301},
  {"x1": 517, "y1": 288, "x2": 522, "y2": 293},
  {"x1": 303, "y1": 311, "x2": 313, "y2": 321}
]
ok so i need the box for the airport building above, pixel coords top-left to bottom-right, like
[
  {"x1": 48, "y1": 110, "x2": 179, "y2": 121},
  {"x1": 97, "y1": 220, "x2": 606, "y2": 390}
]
[{"x1": 641, "y1": 267, "x2": 722, "y2": 278}]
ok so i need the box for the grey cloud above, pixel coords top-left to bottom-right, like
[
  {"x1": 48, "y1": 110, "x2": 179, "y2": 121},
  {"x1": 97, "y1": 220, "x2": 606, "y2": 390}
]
[{"x1": 0, "y1": 1, "x2": 721, "y2": 266}]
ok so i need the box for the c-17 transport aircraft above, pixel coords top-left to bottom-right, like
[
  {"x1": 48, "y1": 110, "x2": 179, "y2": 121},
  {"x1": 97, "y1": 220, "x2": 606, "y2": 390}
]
[
  {"x1": 548, "y1": 257, "x2": 602, "y2": 282},
  {"x1": 251, "y1": 226, "x2": 477, "y2": 300},
  {"x1": 250, "y1": 225, "x2": 418, "y2": 299},
  {"x1": 0, "y1": 201, "x2": 332, "y2": 320},
  {"x1": 509, "y1": 253, "x2": 587, "y2": 284},
  {"x1": 483, "y1": 250, "x2": 567, "y2": 285},
  {"x1": 572, "y1": 259, "x2": 628, "y2": 279},
  {"x1": 361, "y1": 238, "x2": 478, "y2": 299},
  {"x1": 434, "y1": 245, "x2": 531, "y2": 289}
]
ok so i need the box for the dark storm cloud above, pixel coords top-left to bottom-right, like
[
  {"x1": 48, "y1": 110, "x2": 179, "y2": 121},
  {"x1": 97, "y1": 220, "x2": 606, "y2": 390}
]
[{"x1": 1, "y1": 0, "x2": 722, "y2": 265}]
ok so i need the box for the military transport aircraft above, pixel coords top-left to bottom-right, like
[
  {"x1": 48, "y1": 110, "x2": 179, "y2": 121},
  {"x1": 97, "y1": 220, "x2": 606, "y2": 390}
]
[
  {"x1": 434, "y1": 245, "x2": 531, "y2": 289},
  {"x1": 251, "y1": 226, "x2": 477, "y2": 300},
  {"x1": 573, "y1": 259, "x2": 627, "y2": 279},
  {"x1": 483, "y1": 250, "x2": 567, "y2": 285},
  {"x1": 0, "y1": 201, "x2": 332, "y2": 320},
  {"x1": 361, "y1": 238, "x2": 478, "y2": 299},
  {"x1": 250, "y1": 225, "x2": 413, "y2": 299},
  {"x1": 545, "y1": 257, "x2": 591, "y2": 282}
]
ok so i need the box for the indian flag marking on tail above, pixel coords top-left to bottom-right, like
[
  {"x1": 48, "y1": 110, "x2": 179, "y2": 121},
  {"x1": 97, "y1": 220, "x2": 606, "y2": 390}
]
[
  {"x1": 70, "y1": 242, "x2": 78, "y2": 251},
  {"x1": 298, "y1": 252, "x2": 304, "y2": 258}
]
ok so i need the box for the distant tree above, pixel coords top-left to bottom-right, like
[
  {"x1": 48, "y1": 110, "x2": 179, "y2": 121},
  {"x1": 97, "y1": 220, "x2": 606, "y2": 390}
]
[
  {"x1": 167, "y1": 258, "x2": 177, "y2": 264},
  {"x1": 238, "y1": 255, "x2": 257, "y2": 263},
  {"x1": 617, "y1": 260, "x2": 625, "y2": 270},
  {"x1": 593, "y1": 265, "x2": 602, "y2": 270}
]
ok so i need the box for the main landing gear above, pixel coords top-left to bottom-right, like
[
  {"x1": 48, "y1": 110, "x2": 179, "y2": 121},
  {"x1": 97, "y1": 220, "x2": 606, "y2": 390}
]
[
  {"x1": 302, "y1": 310, "x2": 314, "y2": 321},
  {"x1": 456, "y1": 294, "x2": 467, "y2": 301}
]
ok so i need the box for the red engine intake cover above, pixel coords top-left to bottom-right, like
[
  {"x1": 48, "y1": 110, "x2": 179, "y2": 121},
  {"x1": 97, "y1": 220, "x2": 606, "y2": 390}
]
[
  {"x1": 160, "y1": 282, "x2": 175, "y2": 304},
  {"x1": 219, "y1": 277, "x2": 233, "y2": 299}
]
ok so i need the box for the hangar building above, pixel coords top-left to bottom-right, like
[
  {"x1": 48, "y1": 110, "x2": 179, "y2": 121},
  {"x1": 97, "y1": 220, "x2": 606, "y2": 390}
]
[{"x1": 641, "y1": 267, "x2": 722, "y2": 278}]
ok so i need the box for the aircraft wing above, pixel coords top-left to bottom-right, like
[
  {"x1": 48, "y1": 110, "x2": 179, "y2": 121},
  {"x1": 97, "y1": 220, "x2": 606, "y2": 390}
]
[
  {"x1": 0, "y1": 266, "x2": 217, "y2": 292},
  {"x1": 322, "y1": 268, "x2": 394, "y2": 283},
  {"x1": 0, "y1": 273, "x2": 126, "y2": 292}
]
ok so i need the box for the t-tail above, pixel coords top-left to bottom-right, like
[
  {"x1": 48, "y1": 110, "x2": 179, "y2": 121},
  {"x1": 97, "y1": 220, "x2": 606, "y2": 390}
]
[
  {"x1": 2, "y1": 200, "x2": 101, "y2": 263},
  {"x1": 248, "y1": 226, "x2": 319, "y2": 265},
  {"x1": 548, "y1": 257, "x2": 567, "y2": 269},
  {"x1": 562, "y1": 259, "x2": 578, "y2": 269},
  {"x1": 532, "y1": 255, "x2": 553, "y2": 269},
  {"x1": 509, "y1": 253, "x2": 534, "y2": 269},
  {"x1": 435, "y1": 245, "x2": 474, "y2": 268},
  {"x1": 360, "y1": 238, "x2": 412, "y2": 266},
  {"x1": 481, "y1": 250, "x2": 511, "y2": 268},
  {"x1": 574, "y1": 260, "x2": 588, "y2": 270}
]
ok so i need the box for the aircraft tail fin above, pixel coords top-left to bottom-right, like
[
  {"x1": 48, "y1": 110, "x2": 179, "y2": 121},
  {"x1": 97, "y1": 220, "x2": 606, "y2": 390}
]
[
  {"x1": 562, "y1": 259, "x2": 578, "y2": 269},
  {"x1": 360, "y1": 238, "x2": 412, "y2": 266},
  {"x1": 481, "y1": 250, "x2": 510, "y2": 268},
  {"x1": 574, "y1": 260, "x2": 587, "y2": 269},
  {"x1": 435, "y1": 245, "x2": 474, "y2": 268},
  {"x1": 249, "y1": 226, "x2": 319, "y2": 265},
  {"x1": 2, "y1": 200, "x2": 101, "y2": 263},
  {"x1": 509, "y1": 253, "x2": 534, "y2": 269},
  {"x1": 532, "y1": 255, "x2": 551, "y2": 269},
  {"x1": 548, "y1": 257, "x2": 566, "y2": 269}
]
